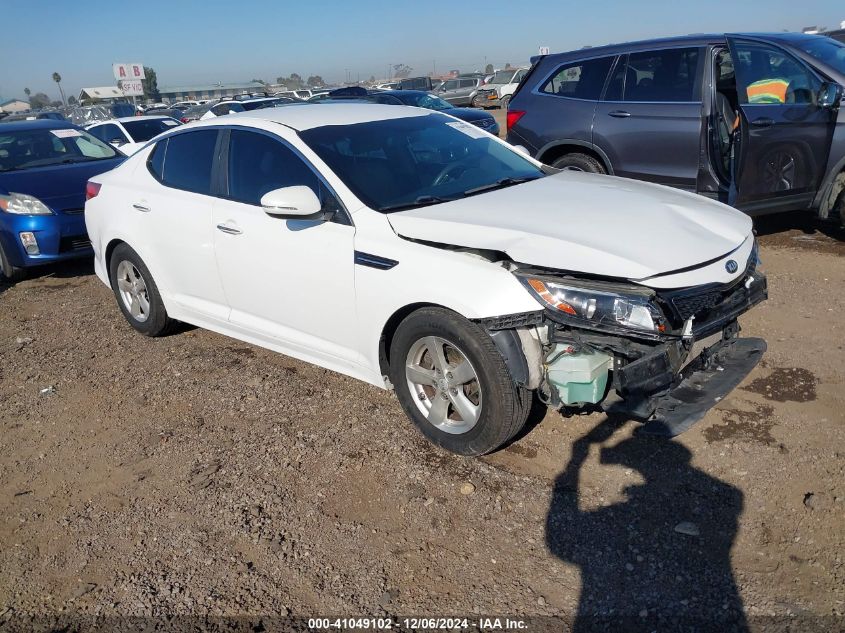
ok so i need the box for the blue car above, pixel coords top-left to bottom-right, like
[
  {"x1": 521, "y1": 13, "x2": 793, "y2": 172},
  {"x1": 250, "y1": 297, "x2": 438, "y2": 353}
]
[
  {"x1": 380, "y1": 90, "x2": 500, "y2": 136},
  {"x1": 0, "y1": 119, "x2": 124, "y2": 281}
]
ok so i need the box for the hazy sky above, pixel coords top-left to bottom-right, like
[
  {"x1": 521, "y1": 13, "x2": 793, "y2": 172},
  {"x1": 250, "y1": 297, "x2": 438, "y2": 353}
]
[{"x1": 1, "y1": 0, "x2": 843, "y2": 101}]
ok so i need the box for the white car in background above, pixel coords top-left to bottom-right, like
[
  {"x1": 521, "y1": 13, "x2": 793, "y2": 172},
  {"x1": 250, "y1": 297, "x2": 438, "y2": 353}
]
[
  {"x1": 198, "y1": 97, "x2": 296, "y2": 120},
  {"x1": 84, "y1": 104, "x2": 767, "y2": 456},
  {"x1": 85, "y1": 116, "x2": 181, "y2": 155},
  {"x1": 472, "y1": 67, "x2": 529, "y2": 109}
]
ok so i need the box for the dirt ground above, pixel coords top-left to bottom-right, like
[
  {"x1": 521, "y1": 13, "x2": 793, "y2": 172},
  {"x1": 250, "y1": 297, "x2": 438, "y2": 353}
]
[{"x1": 1, "y1": 115, "x2": 844, "y2": 630}]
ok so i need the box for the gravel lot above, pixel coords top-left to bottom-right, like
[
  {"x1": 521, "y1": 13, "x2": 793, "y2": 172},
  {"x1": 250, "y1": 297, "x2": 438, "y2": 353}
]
[{"x1": 1, "y1": 114, "x2": 844, "y2": 629}]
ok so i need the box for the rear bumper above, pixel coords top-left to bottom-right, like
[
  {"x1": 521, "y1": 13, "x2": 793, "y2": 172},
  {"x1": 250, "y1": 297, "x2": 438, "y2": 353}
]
[{"x1": 0, "y1": 212, "x2": 92, "y2": 268}]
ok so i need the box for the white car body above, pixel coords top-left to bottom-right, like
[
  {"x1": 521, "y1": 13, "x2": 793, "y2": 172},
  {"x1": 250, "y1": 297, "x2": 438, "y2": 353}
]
[
  {"x1": 85, "y1": 104, "x2": 766, "y2": 453},
  {"x1": 84, "y1": 116, "x2": 181, "y2": 155}
]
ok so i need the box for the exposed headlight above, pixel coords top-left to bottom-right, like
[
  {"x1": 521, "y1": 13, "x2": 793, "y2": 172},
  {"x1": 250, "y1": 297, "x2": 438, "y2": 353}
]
[
  {"x1": 518, "y1": 275, "x2": 665, "y2": 334},
  {"x1": 0, "y1": 193, "x2": 53, "y2": 215}
]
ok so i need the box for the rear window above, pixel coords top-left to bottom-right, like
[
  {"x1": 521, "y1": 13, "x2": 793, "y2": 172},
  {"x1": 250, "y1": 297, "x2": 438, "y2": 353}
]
[
  {"x1": 122, "y1": 118, "x2": 179, "y2": 142},
  {"x1": 541, "y1": 56, "x2": 615, "y2": 100},
  {"x1": 158, "y1": 130, "x2": 218, "y2": 194}
]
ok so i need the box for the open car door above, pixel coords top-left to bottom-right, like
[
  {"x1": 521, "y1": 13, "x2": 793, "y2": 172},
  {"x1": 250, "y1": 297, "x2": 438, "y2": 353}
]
[{"x1": 727, "y1": 35, "x2": 841, "y2": 213}]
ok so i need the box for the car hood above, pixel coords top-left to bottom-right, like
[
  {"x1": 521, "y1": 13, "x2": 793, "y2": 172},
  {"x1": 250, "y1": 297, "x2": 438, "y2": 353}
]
[
  {"x1": 0, "y1": 157, "x2": 124, "y2": 212},
  {"x1": 445, "y1": 108, "x2": 493, "y2": 122},
  {"x1": 386, "y1": 171, "x2": 752, "y2": 281}
]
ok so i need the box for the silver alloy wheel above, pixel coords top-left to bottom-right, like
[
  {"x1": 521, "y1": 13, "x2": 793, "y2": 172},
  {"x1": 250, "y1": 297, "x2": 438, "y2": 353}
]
[
  {"x1": 115, "y1": 260, "x2": 151, "y2": 323},
  {"x1": 405, "y1": 336, "x2": 482, "y2": 434}
]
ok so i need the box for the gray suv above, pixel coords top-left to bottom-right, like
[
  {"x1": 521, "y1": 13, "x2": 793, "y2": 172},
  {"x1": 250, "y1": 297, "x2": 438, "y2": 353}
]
[
  {"x1": 435, "y1": 76, "x2": 485, "y2": 106},
  {"x1": 508, "y1": 33, "x2": 845, "y2": 218}
]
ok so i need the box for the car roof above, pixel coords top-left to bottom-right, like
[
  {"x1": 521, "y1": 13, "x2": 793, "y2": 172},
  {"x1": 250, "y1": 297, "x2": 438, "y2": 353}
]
[
  {"x1": 539, "y1": 32, "x2": 831, "y2": 62},
  {"x1": 0, "y1": 119, "x2": 76, "y2": 132},
  {"x1": 381, "y1": 90, "x2": 431, "y2": 97},
  {"x1": 90, "y1": 116, "x2": 171, "y2": 124},
  {"x1": 189, "y1": 102, "x2": 431, "y2": 131}
]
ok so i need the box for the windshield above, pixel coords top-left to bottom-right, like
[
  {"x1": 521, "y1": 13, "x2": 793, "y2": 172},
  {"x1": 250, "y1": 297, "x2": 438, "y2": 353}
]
[
  {"x1": 794, "y1": 37, "x2": 845, "y2": 74},
  {"x1": 398, "y1": 93, "x2": 454, "y2": 111},
  {"x1": 122, "y1": 118, "x2": 180, "y2": 141},
  {"x1": 299, "y1": 113, "x2": 544, "y2": 212},
  {"x1": 491, "y1": 70, "x2": 515, "y2": 84},
  {"x1": 0, "y1": 127, "x2": 118, "y2": 172}
]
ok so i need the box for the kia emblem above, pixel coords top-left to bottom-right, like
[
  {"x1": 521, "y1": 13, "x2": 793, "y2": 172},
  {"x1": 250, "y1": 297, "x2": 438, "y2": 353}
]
[{"x1": 725, "y1": 259, "x2": 738, "y2": 273}]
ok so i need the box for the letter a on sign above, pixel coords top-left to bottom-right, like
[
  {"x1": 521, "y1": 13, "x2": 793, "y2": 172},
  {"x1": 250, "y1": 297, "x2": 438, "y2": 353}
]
[{"x1": 119, "y1": 66, "x2": 126, "y2": 78}]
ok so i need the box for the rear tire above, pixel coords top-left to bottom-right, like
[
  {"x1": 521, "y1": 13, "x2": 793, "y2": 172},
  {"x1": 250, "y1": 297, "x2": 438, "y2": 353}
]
[
  {"x1": 108, "y1": 243, "x2": 175, "y2": 337},
  {"x1": 389, "y1": 307, "x2": 531, "y2": 456},
  {"x1": 551, "y1": 152, "x2": 606, "y2": 174},
  {"x1": 0, "y1": 242, "x2": 26, "y2": 283},
  {"x1": 471, "y1": 95, "x2": 485, "y2": 109}
]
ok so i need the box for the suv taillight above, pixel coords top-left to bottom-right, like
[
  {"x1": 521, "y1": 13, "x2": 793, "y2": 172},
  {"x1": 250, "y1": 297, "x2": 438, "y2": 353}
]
[
  {"x1": 86, "y1": 181, "x2": 102, "y2": 200},
  {"x1": 506, "y1": 110, "x2": 525, "y2": 132}
]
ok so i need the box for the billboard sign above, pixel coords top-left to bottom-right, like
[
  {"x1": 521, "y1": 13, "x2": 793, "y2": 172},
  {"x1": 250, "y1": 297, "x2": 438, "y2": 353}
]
[{"x1": 113, "y1": 63, "x2": 145, "y2": 81}]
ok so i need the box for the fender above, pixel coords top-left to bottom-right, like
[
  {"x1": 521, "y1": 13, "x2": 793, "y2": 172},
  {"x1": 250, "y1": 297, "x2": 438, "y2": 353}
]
[{"x1": 535, "y1": 138, "x2": 615, "y2": 174}]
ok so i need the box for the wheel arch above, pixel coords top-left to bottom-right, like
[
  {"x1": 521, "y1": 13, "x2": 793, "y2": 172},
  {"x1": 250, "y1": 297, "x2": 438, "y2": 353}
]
[
  {"x1": 536, "y1": 140, "x2": 613, "y2": 174},
  {"x1": 378, "y1": 302, "x2": 444, "y2": 380}
]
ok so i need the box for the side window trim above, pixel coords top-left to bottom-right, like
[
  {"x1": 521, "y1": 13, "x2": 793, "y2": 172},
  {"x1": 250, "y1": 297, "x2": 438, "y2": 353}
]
[{"x1": 219, "y1": 125, "x2": 353, "y2": 226}]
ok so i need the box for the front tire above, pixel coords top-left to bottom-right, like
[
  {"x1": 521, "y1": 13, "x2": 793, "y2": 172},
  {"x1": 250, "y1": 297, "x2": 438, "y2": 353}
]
[
  {"x1": 0, "y1": 242, "x2": 27, "y2": 283},
  {"x1": 500, "y1": 95, "x2": 511, "y2": 110},
  {"x1": 108, "y1": 243, "x2": 175, "y2": 337},
  {"x1": 389, "y1": 307, "x2": 530, "y2": 456}
]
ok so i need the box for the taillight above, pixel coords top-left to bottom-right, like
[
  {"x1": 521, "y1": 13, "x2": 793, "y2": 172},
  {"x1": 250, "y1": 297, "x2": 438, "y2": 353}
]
[
  {"x1": 506, "y1": 110, "x2": 525, "y2": 132},
  {"x1": 86, "y1": 181, "x2": 102, "y2": 200}
]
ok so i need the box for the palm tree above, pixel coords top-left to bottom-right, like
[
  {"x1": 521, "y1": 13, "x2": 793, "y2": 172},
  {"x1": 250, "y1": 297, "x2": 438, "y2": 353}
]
[{"x1": 52, "y1": 72, "x2": 66, "y2": 107}]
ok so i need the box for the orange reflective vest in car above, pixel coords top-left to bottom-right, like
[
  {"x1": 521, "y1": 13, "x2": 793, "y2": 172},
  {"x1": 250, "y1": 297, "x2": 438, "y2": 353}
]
[{"x1": 746, "y1": 78, "x2": 788, "y2": 104}]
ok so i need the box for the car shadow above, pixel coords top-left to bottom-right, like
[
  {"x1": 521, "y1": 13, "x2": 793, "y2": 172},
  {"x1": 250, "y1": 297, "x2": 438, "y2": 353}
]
[{"x1": 546, "y1": 415, "x2": 748, "y2": 632}]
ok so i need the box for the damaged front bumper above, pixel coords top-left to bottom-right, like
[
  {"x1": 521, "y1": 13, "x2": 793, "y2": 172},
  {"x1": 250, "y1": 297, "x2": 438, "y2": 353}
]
[{"x1": 483, "y1": 269, "x2": 768, "y2": 436}]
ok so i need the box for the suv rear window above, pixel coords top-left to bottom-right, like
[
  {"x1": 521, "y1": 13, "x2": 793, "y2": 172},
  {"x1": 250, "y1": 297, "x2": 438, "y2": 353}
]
[{"x1": 541, "y1": 56, "x2": 615, "y2": 100}]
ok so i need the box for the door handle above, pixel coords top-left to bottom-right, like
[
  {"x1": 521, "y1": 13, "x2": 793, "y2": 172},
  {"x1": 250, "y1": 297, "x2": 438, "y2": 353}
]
[
  {"x1": 750, "y1": 117, "x2": 775, "y2": 127},
  {"x1": 132, "y1": 203, "x2": 151, "y2": 212},
  {"x1": 607, "y1": 110, "x2": 631, "y2": 118},
  {"x1": 216, "y1": 223, "x2": 242, "y2": 235}
]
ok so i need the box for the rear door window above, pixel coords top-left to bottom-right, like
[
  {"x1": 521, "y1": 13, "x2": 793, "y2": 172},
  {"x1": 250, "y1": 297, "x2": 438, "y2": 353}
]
[
  {"x1": 541, "y1": 56, "x2": 615, "y2": 100},
  {"x1": 618, "y1": 48, "x2": 702, "y2": 102},
  {"x1": 160, "y1": 130, "x2": 218, "y2": 194}
]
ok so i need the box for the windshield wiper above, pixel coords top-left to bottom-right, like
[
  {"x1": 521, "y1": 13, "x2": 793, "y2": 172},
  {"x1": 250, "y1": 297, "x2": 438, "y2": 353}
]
[
  {"x1": 378, "y1": 195, "x2": 456, "y2": 213},
  {"x1": 462, "y1": 176, "x2": 540, "y2": 196}
]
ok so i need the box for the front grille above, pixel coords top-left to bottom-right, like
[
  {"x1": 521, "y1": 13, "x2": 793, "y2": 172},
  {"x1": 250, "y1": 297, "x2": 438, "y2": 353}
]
[
  {"x1": 63, "y1": 208, "x2": 85, "y2": 215},
  {"x1": 59, "y1": 235, "x2": 91, "y2": 253},
  {"x1": 671, "y1": 290, "x2": 724, "y2": 320}
]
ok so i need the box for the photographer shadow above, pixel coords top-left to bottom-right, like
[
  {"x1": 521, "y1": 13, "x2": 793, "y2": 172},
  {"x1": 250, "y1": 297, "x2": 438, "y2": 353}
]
[{"x1": 546, "y1": 416, "x2": 748, "y2": 632}]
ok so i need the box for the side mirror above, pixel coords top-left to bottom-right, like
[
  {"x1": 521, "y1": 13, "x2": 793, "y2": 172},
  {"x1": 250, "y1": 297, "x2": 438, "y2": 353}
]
[
  {"x1": 513, "y1": 145, "x2": 530, "y2": 157},
  {"x1": 819, "y1": 82, "x2": 843, "y2": 108},
  {"x1": 261, "y1": 186, "x2": 323, "y2": 219}
]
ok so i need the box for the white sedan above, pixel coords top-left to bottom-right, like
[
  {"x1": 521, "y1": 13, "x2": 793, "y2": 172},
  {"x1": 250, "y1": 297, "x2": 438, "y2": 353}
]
[
  {"x1": 85, "y1": 104, "x2": 767, "y2": 456},
  {"x1": 85, "y1": 116, "x2": 181, "y2": 155}
]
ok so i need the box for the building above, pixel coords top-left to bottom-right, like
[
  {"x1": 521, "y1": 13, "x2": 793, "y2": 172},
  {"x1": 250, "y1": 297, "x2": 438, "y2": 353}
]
[
  {"x1": 157, "y1": 81, "x2": 268, "y2": 103},
  {"x1": 79, "y1": 86, "x2": 126, "y2": 104},
  {"x1": 0, "y1": 98, "x2": 30, "y2": 114}
]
